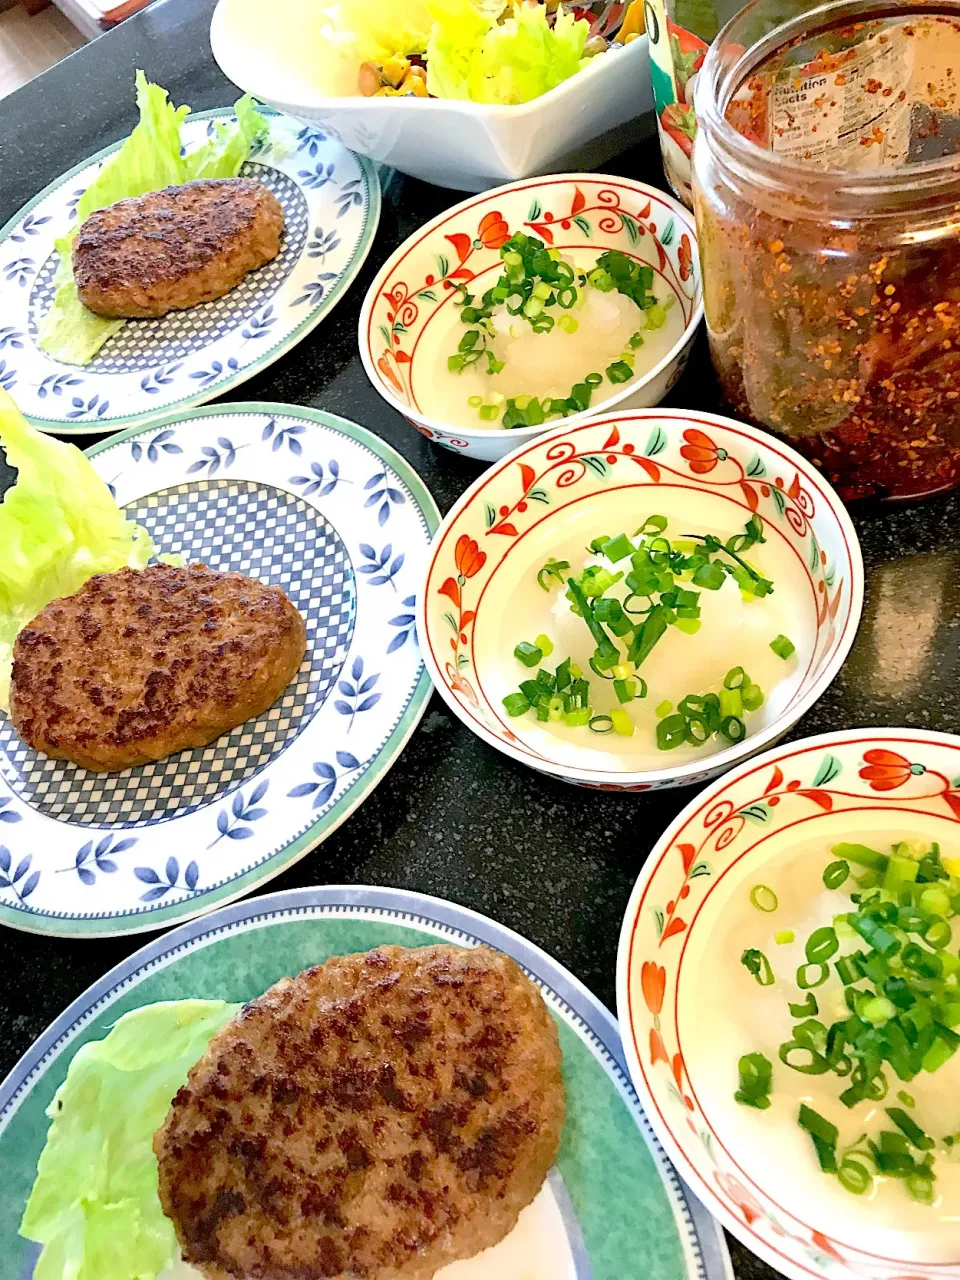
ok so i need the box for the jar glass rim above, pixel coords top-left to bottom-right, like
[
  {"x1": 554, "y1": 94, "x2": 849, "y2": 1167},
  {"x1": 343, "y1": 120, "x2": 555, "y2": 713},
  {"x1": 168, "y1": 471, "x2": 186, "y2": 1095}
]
[{"x1": 695, "y1": 0, "x2": 960, "y2": 202}]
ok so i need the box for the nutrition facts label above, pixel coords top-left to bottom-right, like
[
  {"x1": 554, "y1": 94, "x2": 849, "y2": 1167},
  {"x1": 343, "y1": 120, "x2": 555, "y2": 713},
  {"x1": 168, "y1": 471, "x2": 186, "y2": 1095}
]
[{"x1": 767, "y1": 26, "x2": 915, "y2": 168}]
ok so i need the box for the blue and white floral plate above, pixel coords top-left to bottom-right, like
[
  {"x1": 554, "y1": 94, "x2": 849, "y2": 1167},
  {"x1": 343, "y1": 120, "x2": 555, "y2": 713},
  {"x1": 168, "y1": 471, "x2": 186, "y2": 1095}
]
[
  {"x1": 0, "y1": 884, "x2": 732, "y2": 1280},
  {"x1": 0, "y1": 404, "x2": 438, "y2": 936},
  {"x1": 0, "y1": 111, "x2": 379, "y2": 435}
]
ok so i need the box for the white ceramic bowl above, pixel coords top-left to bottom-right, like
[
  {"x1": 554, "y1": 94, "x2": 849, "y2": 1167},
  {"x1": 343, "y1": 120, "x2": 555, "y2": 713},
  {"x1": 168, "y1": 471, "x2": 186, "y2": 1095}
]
[
  {"x1": 417, "y1": 408, "x2": 863, "y2": 790},
  {"x1": 359, "y1": 175, "x2": 703, "y2": 462},
  {"x1": 617, "y1": 727, "x2": 960, "y2": 1280},
  {"x1": 210, "y1": 0, "x2": 654, "y2": 190}
]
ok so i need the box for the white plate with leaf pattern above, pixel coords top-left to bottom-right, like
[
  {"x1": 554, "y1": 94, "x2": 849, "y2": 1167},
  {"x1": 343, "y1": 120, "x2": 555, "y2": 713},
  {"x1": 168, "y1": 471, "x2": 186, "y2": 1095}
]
[
  {"x1": 0, "y1": 110, "x2": 379, "y2": 435},
  {"x1": 0, "y1": 403, "x2": 438, "y2": 936}
]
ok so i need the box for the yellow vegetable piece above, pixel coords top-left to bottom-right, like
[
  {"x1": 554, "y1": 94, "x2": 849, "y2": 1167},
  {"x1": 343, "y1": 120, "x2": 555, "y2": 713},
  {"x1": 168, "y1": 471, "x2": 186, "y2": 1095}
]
[{"x1": 615, "y1": 0, "x2": 644, "y2": 42}]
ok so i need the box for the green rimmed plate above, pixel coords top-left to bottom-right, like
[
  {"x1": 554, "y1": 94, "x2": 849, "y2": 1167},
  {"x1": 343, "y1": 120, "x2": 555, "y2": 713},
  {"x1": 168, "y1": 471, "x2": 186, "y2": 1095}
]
[{"x1": 0, "y1": 884, "x2": 730, "y2": 1280}]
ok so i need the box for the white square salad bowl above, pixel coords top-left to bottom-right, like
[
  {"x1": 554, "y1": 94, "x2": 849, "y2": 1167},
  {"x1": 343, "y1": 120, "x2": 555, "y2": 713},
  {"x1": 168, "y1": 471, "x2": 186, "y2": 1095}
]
[
  {"x1": 417, "y1": 408, "x2": 863, "y2": 791},
  {"x1": 359, "y1": 174, "x2": 703, "y2": 462},
  {"x1": 209, "y1": 0, "x2": 654, "y2": 190},
  {"x1": 617, "y1": 727, "x2": 960, "y2": 1280}
]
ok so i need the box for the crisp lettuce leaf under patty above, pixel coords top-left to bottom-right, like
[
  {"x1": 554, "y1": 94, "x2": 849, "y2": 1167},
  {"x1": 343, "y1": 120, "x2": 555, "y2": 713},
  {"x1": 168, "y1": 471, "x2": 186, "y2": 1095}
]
[
  {"x1": 0, "y1": 391, "x2": 156, "y2": 709},
  {"x1": 20, "y1": 1000, "x2": 241, "y2": 1280},
  {"x1": 38, "y1": 71, "x2": 269, "y2": 366}
]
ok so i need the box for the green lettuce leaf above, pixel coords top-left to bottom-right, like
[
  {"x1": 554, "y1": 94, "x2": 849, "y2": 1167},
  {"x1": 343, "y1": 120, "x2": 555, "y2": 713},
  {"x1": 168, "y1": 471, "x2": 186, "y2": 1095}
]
[
  {"x1": 38, "y1": 72, "x2": 268, "y2": 366},
  {"x1": 21, "y1": 1000, "x2": 242, "y2": 1280},
  {"x1": 426, "y1": 0, "x2": 589, "y2": 104},
  {"x1": 0, "y1": 391, "x2": 156, "y2": 709},
  {"x1": 322, "y1": 0, "x2": 435, "y2": 60}
]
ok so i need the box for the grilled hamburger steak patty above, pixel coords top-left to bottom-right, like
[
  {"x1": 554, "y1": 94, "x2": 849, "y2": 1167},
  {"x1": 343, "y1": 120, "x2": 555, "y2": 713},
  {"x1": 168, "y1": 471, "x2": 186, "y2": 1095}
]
[
  {"x1": 73, "y1": 178, "x2": 285, "y2": 318},
  {"x1": 155, "y1": 945, "x2": 565, "y2": 1280},
  {"x1": 9, "y1": 563, "x2": 306, "y2": 772}
]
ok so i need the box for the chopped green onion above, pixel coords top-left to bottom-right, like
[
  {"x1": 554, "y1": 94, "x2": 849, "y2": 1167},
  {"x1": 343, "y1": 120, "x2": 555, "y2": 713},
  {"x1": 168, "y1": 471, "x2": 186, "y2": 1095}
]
[
  {"x1": 734, "y1": 1051, "x2": 773, "y2": 1109},
  {"x1": 656, "y1": 714, "x2": 688, "y2": 751},
  {"x1": 775, "y1": 930, "x2": 796, "y2": 945},
  {"x1": 834, "y1": 954, "x2": 863, "y2": 986},
  {"x1": 741, "y1": 948, "x2": 774, "y2": 986},
  {"x1": 860, "y1": 995, "x2": 896, "y2": 1025},
  {"x1": 838, "y1": 1159, "x2": 872, "y2": 1194},
  {"x1": 770, "y1": 634, "x2": 795, "y2": 659},
  {"x1": 926, "y1": 919, "x2": 952, "y2": 949},
  {"x1": 897, "y1": 1090, "x2": 916, "y2": 1108},
  {"x1": 884, "y1": 855, "x2": 920, "y2": 894},
  {"x1": 797, "y1": 962, "x2": 830, "y2": 989},
  {"x1": 720, "y1": 715, "x2": 746, "y2": 743},
  {"x1": 780, "y1": 1042, "x2": 829, "y2": 1074},
  {"x1": 692, "y1": 560, "x2": 726, "y2": 590},
  {"x1": 655, "y1": 700, "x2": 673, "y2": 718},
  {"x1": 919, "y1": 885, "x2": 952, "y2": 916},
  {"x1": 613, "y1": 678, "x2": 637, "y2": 704},
  {"x1": 588, "y1": 715, "x2": 613, "y2": 734},
  {"x1": 885, "y1": 1107, "x2": 934, "y2": 1150},
  {"x1": 905, "y1": 1172, "x2": 936, "y2": 1205},
  {"x1": 799, "y1": 1103, "x2": 838, "y2": 1147},
  {"x1": 723, "y1": 666, "x2": 747, "y2": 689},
  {"x1": 719, "y1": 688, "x2": 743, "y2": 720},
  {"x1": 742, "y1": 683, "x2": 765, "y2": 711},
  {"x1": 637, "y1": 515, "x2": 668, "y2": 536},
  {"x1": 833, "y1": 842, "x2": 889, "y2": 873},
  {"x1": 789, "y1": 993, "x2": 819, "y2": 1017},
  {"x1": 823, "y1": 860, "x2": 850, "y2": 890},
  {"x1": 537, "y1": 558, "x2": 570, "y2": 592},
  {"x1": 601, "y1": 533, "x2": 635, "y2": 563},
  {"x1": 514, "y1": 641, "x2": 543, "y2": 667},
  {"x1": 805, "y1": 927, "x2": 839, "y2": 964},
  {"x1": 502, "y1": 693, "x2": 529, "y2": 717},
  {"x1": 605, "y1": 360, "x2": 634, "y2": 384},
  {"x1": 610, "y1": 709, "x2": 634, "y2": 737},
  {"x1": 851, "y1": 912, "x2": 900, "y2": 957},
  {"x1": 563, "y1": 707, "x2": 591, "y2": 728},
  {"x1": 468, "y1": 394, "x2": 483, "y2": 407},
  {"x1": 750, "y1": 885, "x2": 778, "y2": 913},
  {"x1": 534, "y1": 634, "x2": 554, "y2": 658}
]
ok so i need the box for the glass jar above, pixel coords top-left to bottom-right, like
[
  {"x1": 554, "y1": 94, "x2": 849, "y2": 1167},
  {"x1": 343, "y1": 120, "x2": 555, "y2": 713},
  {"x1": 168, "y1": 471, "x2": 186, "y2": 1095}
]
[{"x1": 692, "y1": 0, "x2": 960, "y2": 501}]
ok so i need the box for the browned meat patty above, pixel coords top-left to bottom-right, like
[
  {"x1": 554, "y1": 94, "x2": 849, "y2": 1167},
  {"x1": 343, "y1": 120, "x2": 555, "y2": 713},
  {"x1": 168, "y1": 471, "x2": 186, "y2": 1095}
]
[
  {"x1": 9, "y1": 563, "x2": 306, "y2": 772},
  {"x1": 73, "y1": 178, "x2": 285, "y2": 318},
  {"x1": 154, "y1": 944, "x2": 565, "y2": 1280}
]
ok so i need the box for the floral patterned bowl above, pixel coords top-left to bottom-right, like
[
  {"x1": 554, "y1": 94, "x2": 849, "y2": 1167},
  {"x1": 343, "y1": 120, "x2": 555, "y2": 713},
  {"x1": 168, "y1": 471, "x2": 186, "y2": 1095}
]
[
  {"x1": 359, "y1": 175, "x2": 702, "y2": 463},
  {"x1": 418, "y1": 408, "x2": 863, "y2": 789},
  {"x1": 617, "y1": 728, "x2": 960, "y2": 1280}
]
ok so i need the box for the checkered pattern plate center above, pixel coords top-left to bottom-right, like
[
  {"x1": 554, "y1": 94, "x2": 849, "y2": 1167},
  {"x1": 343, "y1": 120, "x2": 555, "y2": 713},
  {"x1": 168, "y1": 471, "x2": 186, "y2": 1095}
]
[
  {"x1": 0, "y1": 480, "x2": 356, "y2": 827},
  {"x1": 26, "y1": 164, "x2": 309, "y2": 374},
  {"x1": 0, "y1": 111, "x2": 380, "y2": 435}
]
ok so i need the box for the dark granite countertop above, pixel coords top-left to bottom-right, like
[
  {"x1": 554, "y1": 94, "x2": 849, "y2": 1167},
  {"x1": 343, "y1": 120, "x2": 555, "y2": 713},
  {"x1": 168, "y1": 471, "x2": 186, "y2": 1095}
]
[{"x1": 0, "y1": 4, "x2": 958, "y2": 1277}]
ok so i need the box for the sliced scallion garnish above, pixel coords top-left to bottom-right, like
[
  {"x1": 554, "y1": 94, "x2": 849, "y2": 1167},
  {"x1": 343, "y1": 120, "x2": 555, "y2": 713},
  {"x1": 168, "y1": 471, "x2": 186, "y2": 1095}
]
[
  {"x1": 735, "y1": 1051, "x2": 773, "y2": 1109},
  {"x1": 750, "y1": 885, "x2": 778, "y2": 913},
  {"x1": 770, "y1": 634, "x2": 796, "y2": 659},
  {"x1": 741, "y1": 948, "x2": 774, "y2": 987}
]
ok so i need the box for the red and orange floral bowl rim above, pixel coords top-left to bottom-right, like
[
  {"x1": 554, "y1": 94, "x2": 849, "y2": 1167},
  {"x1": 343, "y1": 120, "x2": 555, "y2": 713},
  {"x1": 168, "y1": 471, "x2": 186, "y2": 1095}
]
[
  {"x1": 418, "y1": 408, "x2": 864, "y2": 788},
  {"x1": 617, "y1": 727, "x2": 960, "y2": 1280}
]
